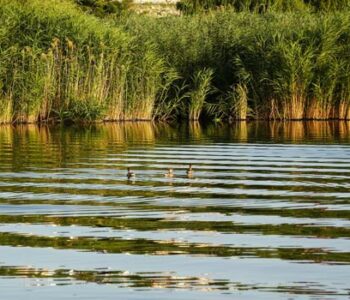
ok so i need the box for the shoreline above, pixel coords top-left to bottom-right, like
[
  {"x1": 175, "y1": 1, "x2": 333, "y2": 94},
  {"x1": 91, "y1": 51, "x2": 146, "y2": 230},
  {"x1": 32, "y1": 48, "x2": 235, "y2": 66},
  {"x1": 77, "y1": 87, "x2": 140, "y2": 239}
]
[{"x1": 1, "y1": 119, "x2": 350, "y2": 127}]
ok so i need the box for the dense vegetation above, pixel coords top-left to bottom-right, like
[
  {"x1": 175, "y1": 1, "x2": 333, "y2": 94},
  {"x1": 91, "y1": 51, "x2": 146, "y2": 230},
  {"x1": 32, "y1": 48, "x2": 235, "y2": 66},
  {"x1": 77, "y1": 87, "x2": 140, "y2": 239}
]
[
  {"x1": 1, "y1": 0, "x2": 350, "y2": 123},
  {"x1": 176, "y1": 0, "x2": 350, "y2": 14},
  {"x1": 75, "y1": 0, "x2": 132, "y2": 16},
  {"x1": 121, "y1": 11, "x2": 350, "y2": 121},
  {"x1": 0, "y1": 0, "x2": 167, "y2": 123}
]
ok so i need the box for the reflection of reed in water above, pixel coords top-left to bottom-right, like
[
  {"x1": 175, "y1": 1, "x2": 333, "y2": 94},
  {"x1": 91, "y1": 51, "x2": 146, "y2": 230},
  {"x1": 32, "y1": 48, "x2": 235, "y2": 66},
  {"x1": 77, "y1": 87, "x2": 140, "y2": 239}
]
[
  {"x1": 0, "y1": 123, "x2": 157, "y2": 169},
  {"x1": 305, "y1": 121, "x2": 334, "y2": 142},
  {"x1": 282, "y1": 121, "x2": 304, "y2": 142},
  {"x1": 154, "y1": 123, "x2": 181, "y2": 142},
  {"x1": 339, "y1": 121, "x2": 350, "y2": 142},
  {"x1": 267, "y1": 121, "x2": 350, "y2": 142},
  {"x1": 74, "y1": 123, "x2": 157, "y2": 146},
  {"x1": 123, "y1": 122, "x2": 155, "y2": 144},
  {"x1": 1, "y1": 121, "x2": 349, "y2": 166},
  {"x1": 0, "y1": 125, "x2": 59, "y2": 170},
  {"x1": 268, "y1": 122, "x2": 280, "y2": 141},
  {"x1": 11, "y1": 125, "x2": 53, "y2": 153},
  {"x1": 188, "y1": 122, "x2": 202, "y2": 141},
  {"x1": 61, "y1": 123, "x2": 157, "y2": 168},
  {"x1": 96, "y1": 122, "x2": 156, "y2": 145},
  {"x1": 0, "y1": 125, "x2": 14, "y2": 147},
  {"x1": 231, "y1": 121, "x2": 248, "y2": 142},
  {"x1": 12, "y1": 125, "x2": 52, "y2": 145}
]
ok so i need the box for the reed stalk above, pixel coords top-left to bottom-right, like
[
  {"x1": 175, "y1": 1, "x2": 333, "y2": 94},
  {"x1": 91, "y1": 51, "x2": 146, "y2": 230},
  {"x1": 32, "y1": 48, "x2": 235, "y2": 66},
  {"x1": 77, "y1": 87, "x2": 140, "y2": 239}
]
[{"x1": 187, "y1": 68, "x2": 213, "y2": 121}]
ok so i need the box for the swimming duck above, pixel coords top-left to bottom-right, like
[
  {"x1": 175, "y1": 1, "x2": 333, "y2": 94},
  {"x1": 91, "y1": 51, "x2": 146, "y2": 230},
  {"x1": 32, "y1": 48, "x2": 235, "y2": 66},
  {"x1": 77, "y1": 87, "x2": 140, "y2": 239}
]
[
  {"x1": 127, "y1": 167, "x2": 135, "y2": 179},
  {"x1": 186, "y1": 164, "x2": 193, "y2": 178},
  {"x1": 165, "y1": 168, "x2": 174, "y2": 178}
]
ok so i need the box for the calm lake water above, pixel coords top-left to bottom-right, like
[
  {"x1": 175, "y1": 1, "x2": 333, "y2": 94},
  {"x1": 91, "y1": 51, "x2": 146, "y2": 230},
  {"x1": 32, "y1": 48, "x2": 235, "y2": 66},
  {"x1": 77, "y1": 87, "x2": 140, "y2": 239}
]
[{"x1": 0, "y1": 122, "x2": 349, "y2": 299}]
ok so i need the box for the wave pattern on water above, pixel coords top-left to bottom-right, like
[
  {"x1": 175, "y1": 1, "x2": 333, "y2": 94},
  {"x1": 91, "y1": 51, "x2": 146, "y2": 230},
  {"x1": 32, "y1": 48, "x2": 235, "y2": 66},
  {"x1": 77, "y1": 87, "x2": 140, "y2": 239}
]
[{"x1": 0, "y1": 122, "x2": 349, "y2": 300}]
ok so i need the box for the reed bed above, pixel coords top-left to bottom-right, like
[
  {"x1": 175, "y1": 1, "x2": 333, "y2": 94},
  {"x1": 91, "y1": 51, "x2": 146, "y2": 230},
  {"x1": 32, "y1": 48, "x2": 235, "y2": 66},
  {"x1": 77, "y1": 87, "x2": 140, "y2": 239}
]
[
  {"x1": 120, "y1": 10, "x2": 350, "y2": 121},
  {"x1": 0, "y1": 0, "x2": 166, "y2": 123},
  {"x1": 1, "y1": 0, "x2": 350, "y2": 123},
  {"x1": 175, "y1": 0, "x2": 350, "y2": 14}
]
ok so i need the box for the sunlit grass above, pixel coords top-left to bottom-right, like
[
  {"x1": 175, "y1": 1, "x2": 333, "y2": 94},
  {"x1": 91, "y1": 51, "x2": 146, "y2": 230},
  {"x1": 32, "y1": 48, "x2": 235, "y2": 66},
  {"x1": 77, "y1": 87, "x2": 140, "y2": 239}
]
[
  {"x1": 1, "y1": 1, "x2": 350, "y2": 122},
  {"x1": 0, "y1": 0, "x2": 167, "y2": 123},
  {"x1": 121, "y1": 10, "x2": 350, "y2": 121}
]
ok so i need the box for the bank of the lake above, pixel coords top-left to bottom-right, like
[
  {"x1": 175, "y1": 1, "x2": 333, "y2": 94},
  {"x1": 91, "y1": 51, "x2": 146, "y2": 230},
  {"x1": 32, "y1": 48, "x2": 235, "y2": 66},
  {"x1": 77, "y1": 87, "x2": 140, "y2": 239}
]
[{"x1": 1, "y1": 0, "x2": 350, "y2": 124}]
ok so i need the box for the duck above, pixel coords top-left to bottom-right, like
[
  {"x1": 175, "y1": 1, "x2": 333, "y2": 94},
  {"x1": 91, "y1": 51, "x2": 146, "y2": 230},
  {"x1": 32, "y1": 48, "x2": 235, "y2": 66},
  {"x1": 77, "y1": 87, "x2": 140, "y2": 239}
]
[
  {"x1": 165, "y1": 168, "x2": 174, "y2": 178},
  {"x1": 127, "y1": 167, "x2": 135, "y2": 179},
  {"x1": 186, "y1": 164, "x2": 193, "y2": 178}
]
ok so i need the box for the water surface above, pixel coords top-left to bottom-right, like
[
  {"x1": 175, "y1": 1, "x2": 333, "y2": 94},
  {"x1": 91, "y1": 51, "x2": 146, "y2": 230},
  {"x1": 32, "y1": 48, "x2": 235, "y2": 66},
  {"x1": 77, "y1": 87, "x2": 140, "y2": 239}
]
[{"x1": 0, "y1": 122, "x2": 349, "y2": 299}]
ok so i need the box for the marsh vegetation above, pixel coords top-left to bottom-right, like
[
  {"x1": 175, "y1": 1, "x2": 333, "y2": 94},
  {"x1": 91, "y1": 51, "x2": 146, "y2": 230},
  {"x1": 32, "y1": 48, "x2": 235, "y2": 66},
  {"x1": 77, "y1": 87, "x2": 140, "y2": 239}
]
[{"x1": 1, "y1": 0, "x2": 350, "y2": 123}]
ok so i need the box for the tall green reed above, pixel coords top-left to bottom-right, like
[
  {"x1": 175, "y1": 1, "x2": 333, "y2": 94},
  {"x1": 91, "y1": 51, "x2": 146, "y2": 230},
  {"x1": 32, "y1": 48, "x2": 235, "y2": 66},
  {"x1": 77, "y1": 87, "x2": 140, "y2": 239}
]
[
  {"x1": 0, "y1": 0, "x2": 165, "y2": 123},
  {"x1": 186, "y1": 68, "x2": 213, "y2": 121},
  {"x1": 2, "y1": 1, "x2": 350, "y2": 123},
  {"x1": 121, "y1": 10, "x2": 350, "y2": 120}
]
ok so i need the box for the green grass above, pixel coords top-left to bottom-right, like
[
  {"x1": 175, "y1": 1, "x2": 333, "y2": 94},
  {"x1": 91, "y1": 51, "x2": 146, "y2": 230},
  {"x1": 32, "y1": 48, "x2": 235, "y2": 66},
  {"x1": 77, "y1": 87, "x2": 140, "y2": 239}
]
[
  {"x1": 1, "y1": 0, "x2": 350, "y2": 123},
  {"x1": 119, "y1": 10, "x2": 350, "y2": 120},
  {"x1": 0, "y1": 0, "x2": 167, "y2": 123},
  {"x1": 175, "y1": 0, "x2": 350, "y2": 14}
]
